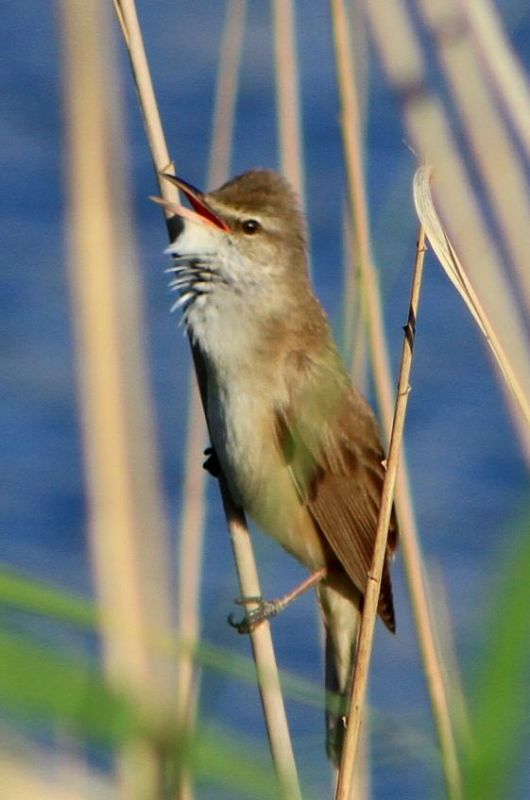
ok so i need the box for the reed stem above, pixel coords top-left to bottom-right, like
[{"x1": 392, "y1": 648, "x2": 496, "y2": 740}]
[
  {"x1": 336, "y1": 223, "x2": 427, "y2": 799},
  {"x1": 112, "y1": 2, "x2": 301, "y2": 796},
  {"x1": 331, "y1": 2, "x2": 462, "y2": 796}
]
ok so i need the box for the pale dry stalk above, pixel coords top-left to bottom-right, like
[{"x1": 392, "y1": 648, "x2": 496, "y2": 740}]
[
  {"x1": 176, "y1": 3, "x2": 247, "y2": 797},
  {"x1": 416, "y1": 0, "x2": 530, "y2": 319},
  {"x1": 112, "y1": 2, "x2": 301, "y2": 797},
  {"x1": 60, "y1": 0, "x2": 176, "y2": 796},
  {"x1": 336, "y1": 224, "x2": 428, "y2": 800},
  {"x1": 272, "y1": 0, "x2": 306, "y2": 204},
  {"x1": 365, "y1": 0, "x2": 530, "y2": 461},
  {"x1": 461, "y1": 0, "x2": 530, "y2": 165},
  {"x1": 331, "y1": 2, "x2": 462, "y2": 797}
]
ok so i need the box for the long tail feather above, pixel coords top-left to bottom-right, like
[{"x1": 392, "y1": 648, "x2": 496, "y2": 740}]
[{"x1": 318, "y1": 575, "x2": 361, "y2": 766}]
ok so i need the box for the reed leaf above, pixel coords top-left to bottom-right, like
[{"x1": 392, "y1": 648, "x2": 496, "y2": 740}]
[{"x1": 413, "y1": 166, "x2": 530, "y2": 429}]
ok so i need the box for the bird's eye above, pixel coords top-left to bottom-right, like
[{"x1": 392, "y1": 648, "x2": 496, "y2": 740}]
[{"x1": 241, "y1": 219, "x2": 261, "y2": 235}]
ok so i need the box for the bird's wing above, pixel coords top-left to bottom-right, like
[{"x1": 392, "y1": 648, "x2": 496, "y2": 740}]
[{"x1": 274, "y1": 349, "x2": 397, "y2": 631}]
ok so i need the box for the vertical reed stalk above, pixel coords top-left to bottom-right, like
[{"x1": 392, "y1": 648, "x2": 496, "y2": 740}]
[
  {"x1": 272, "y1": 0, "x2": 306, "y2": 203},
  {"x1": 461, "y1": 0, "x2": 530, "y2": 163},
  {"x1": 416, "y1": 0, "x2": 530, "y2": 319},
  {"x1": 60, "y1": 1, "x2": 176, "y2": 796},
  {"x1": 176, "y1": 3, "x2": 247, "y2": 797},
  {"x1": 365, "y1": 0, "x2": 530, "y2": 461},
  {"x1": 112, "y1": 3, "x2": 301, "y2": 797},
  {"x1": 331, "y1": 2, "x2": 462, "y2": 796},
  {"x1": 336, "y1": 223, "x2": 427, "y2": 800},
  {"x1": 175, "y1": 376, "x2": 206, "y2": 800},
  {"x1": 208, "y1": 0, "x2": 247, "y2": 189}
]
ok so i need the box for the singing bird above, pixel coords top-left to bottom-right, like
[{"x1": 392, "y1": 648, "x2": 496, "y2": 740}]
[{"x1": 163, "y1": 169, "x2": 397, "y2": 762}]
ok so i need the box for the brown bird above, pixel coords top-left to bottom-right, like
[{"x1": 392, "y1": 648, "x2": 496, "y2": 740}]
[{"x1": 163, "y1": 169, "x2": 398, "y2": 763}]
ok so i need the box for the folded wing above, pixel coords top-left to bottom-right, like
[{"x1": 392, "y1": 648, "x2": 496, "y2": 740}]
[{"x1": 274, "y1": 348, "x2": 397, "y2": 631}]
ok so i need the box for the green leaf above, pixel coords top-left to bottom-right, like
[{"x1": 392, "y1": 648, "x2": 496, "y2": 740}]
[
  {"x1": 0, "y1": 629, "x2": 135, "y2": 743},
  {"x1": 0, "y1": 567, "x2": 97, "y2": 629},
  {"x1": 463, "y1": 505, "x2": 530, "y2": 799}
]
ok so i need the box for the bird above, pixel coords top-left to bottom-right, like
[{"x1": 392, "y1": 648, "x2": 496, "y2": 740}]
[{"x1": 161, "y1": 168, "x2": 398, "y2": 763}]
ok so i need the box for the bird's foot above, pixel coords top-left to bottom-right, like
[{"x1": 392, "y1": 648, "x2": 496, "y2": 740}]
[
  {"x1": 203, "y1": 446, "x2": 221, "y2": 477},
  {"x1": 227, "y1": 596, "x2": 285, "y2": 634},
  {"x1": 227, "y1": 568, "x2": 328, "y2": 634}
]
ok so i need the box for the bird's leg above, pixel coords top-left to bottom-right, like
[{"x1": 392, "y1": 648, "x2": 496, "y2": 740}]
[
  {"x1": 203, "y1": 446, "x2": 221, "y2": 477},
  {"x1": 228, "y1": 566, "x2": 328, "y2": 634}
]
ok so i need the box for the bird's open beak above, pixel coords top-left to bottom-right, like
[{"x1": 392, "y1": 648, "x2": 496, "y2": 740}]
[{"x1": 153, "y1": 174, "x2": 231, "y2": 232}]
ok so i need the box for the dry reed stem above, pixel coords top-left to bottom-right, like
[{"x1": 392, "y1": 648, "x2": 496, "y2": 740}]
[
  {"x1": 365, "y1": 0, "x2": 530, "y2": 462},
  {"x1": 176, "y1": 4, "x2": 247, "y2": 796},
  {"x1": 416, "y1": 0, "x2": 530, "y2": 319},
  {"x1": 330, "y1": 0, "x2": 376, "y2": 364},
  {"x1": 461, "y1": 0, "x2": 530, "y2": 163},
  {"x1": 332, "y1": 2, "x2": 462, "y2": 797},
  {"x1": 60, "y1": 6, "x2": 176, "y2": 790},
  {"x1": 219, "y1": 486, "x2": 302, "y2": 800},
  {"x1": 62, "y1": 0, "x2": 176, "y2": 698},
  {"x1": 208, "y1": 0, "x2": 247, "y2": 189},
  {"x1": 112, "y1": 3, "x2": 301, "y2": 797},
  {"x1": 272, "y1": 0, "x2": 305, "y2": 204},
  {"x1": 414, "y1": 166, "x2": 530, "y2": 429},
  {"x1": 175, "y1": 379, "x2": 206, "y2": 800},
  {"x1": 428, "y1": 566, "x2": 473, "y2": 751},
  {"x1": 336, "y1": 223, "x2": 427, "y2": 800}
]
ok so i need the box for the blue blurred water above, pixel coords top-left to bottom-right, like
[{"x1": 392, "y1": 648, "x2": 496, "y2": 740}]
[{"x1": 1, "y1": 2, "x2": 529, "y2": 798}]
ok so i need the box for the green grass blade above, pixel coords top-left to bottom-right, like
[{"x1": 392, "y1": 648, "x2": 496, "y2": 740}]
[
  {"x1": 463, "y1": 503, "x2": 530, "y2": 799},
  {"x1": 0, "y1": 568, "x2": 97, "y2": 629}
]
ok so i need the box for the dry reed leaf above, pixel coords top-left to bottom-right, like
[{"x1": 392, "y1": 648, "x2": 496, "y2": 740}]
[{"x1": 413, "y1": 166, "x2": 530, "y2": 429}]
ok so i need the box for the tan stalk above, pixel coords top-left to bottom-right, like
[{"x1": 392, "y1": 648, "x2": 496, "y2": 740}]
[
  {"x1": 336, "y1": 222, "x2": 427, "y2": 800},
  {"x1": 461, "y1": 0, "x2": 530, "y2": 163},
  {"x1": 343, "y1": 206, "x2": 368, "y2": 390},
  {"x1": 60, "y1": 1, "x2": 176, "y2": 796},
  {"x1": 112, "y1": 2, "x2": 301, "y2": 797},
  {"x1": 365, "y1": 0, "x2": 530, "y2": 462},
  {"x1": 174, "y1": 377, "x2": 206, "y2": 800},
  {"x1": 427, "y1": 566, "x2": 473, "y2": 751},
  {"x1": 272, "y1": 0, "x2": 306, "y2": 203},
  {"x1": 176, "y1": 3, "x2": 247, "y2": 798},
  {"x1": 416, "y1": 0, "x2": 530, "y2": 319},
  {"x1": 331, "y1": 2, "x2": 462, "y2": 797},
  {"x1": 208, "y1": 0, "x2": 247, "y2": 189}
]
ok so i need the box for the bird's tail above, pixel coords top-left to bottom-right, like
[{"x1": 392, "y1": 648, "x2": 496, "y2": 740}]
[
  {"x1": 318, "y1": 576, "x2": 361, "y2": 766},
  {"x1": 319, "y1": 564, "x2": 396, "y2": 764}
]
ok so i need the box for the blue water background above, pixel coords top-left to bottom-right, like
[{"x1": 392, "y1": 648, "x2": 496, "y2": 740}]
[{"x1": 1, "y1": 2, "x2": 529, "y2": 797}]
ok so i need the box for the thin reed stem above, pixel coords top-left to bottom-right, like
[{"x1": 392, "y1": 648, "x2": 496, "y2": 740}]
[
  {"x1": 336, "y1": 224, "x2": 427, "y2": 800},
  {"x1": 272, "y1": 0, "x2": 305, "y2": 203},
  {"x1": 416, "y1": 0, "x2": 530, "y2": 320},
  {"x1": 175, "y1": 378, "x2": 206, "y2": 800},
  {"x1": 331, "y1": 2, "x2": 462, "y2": 797},
  {"x1": 60, "y1": 0, "x2": 176, "y2": 795},
  {"x1": 365, "y1": 0, "x2": 530, "y2": 462},
  {"x1": 208, "y1": 0, "x2": 247, "y2": 189},
  {"x1": 176, "y1": 4, "x2": 247, "y2": 796},
  {"x1": 461, "y1": 0, "x2": 530, "y2": 163},
  {"x1": 112, "y1": 3, "x2": 301, "y2": 796}
]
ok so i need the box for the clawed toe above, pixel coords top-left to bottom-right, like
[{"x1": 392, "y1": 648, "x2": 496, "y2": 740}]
[{"x1": 227, "y1": 597, "x2": 281, "y2": 634}]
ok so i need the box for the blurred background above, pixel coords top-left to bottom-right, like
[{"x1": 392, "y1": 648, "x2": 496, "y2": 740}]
[{"x1": 1, "y1": 1, "x2": 529, "y2": 798}]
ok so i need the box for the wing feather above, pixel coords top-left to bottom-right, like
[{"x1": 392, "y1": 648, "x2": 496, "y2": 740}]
[{"x1": 274, "y1": 348, "x2": 397, "y2": 631}]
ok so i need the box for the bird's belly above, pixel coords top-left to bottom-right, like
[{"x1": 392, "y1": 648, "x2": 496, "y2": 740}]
[{"x1": 207, "y1": 379, "x2": 327, "y2": 571}]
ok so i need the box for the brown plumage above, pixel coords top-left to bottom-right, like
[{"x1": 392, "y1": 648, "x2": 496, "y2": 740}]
[{"x1": 164, "y1": 168, "x2": 398, "y2": 763}]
